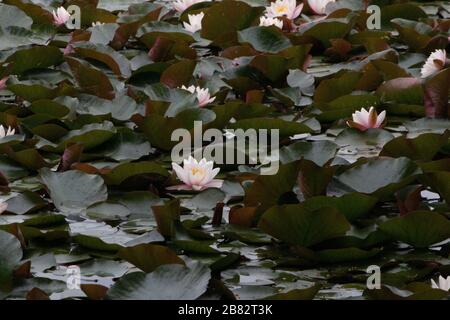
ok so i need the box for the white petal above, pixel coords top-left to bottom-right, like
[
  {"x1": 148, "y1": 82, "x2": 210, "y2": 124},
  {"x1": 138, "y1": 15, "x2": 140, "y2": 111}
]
[
  {"x1": 439, "y1": 276, "x2": 447, "y2": 291},
  {"x1": 375, "y1": 110, "x2": 386, "y2": 127},
  {"x1": 421, "y1": 49, "x2": 447, "y2": 78},
  {"x1": 431, "y1": 279, "x2": 439, "y2": 289},
  {"x1": 172, "y1": 162, "x2": 189, "y2": 185},
  {"x1": 187, "y1": 169, "x2": 206, "y2": 186},
  {"x1": 352, "y1": 110, "x2": 369, "y2": 127},
  {"x1": 192, "y1": 184, "x2": 204, "y2": 191},
  {"x1": 206, "y1": 167, "x2": 220, "y2": 183},
  {"x1": 292, "y1": 3, "x2": 304, "y2": 19},
  {"x1": 205, "y1": 160, "x2": 214, "y2": 172},
  {"x1": 203, "y1": 179, "x2": 224, "y2": 189},
  {"x1": 6, "y1": 126, "x2": 14, "y2": 136},
  {"x1": 308, "y1": 0, "x2": 335, "y2": 15}
]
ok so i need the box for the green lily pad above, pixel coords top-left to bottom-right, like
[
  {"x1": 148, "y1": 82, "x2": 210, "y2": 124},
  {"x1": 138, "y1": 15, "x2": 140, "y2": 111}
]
[
  {"x1": 376, "y1": 77, "x2": 423, "y2": 105},
  {"x1": 39, "y1": 168, "x2": 108, "y2": 214},
  {"x1": 0, "y1": 230, "x2": 22, "y2": 291},
  {"x1": 65, "y1": 56, "x2": 115, "y2": 100},
  {"x1": 52, "y1": 121, "x2": 117, "y2": 152},
  {"x1": 73, "y1": 42, "x2": 132, "y2": 77},
  {"x1": 229, "y1": 118, "x2": 313, "y2": 138},
  {"x1": 422, "y1": 171, "x2": 450, "y2": 205},
  {"x1": 160, "y1": 59, "x2": 196, "y2": 88},
  {"x1": 102, "y1": 161, "x2": 168, "y2": 186},
  {"x1": 379, "y1": 211, "x2": 450, "y2": 248},
  {"x1": 238, "y1": 26, "x2": 291, "y2": 54},
  {"x1": 5, "y1": 191, "x2": 47, "y2": 215},
  {"x1": 75, "y1": 95, "x2": 143, "y2": 121},
  {"x1": 335, "y1": 157, "x2": 422, "y2": 198},
  {"x1": 6, "y1": 46, "x2": 63, "y2": 75},
  {"x1": 0, "y1": 4, "x2": 33, "y2": 29},
  {"x1": 301, "y1": 19, "x2": 352, "y2": 47},
  {"x1": 244, "y1": 161, "x2": 300, "y2": 212},
  {"x1": 335, "y1": 128, "x2": 394, "y2": 148},
  {"x1": 258, "y1": 205, "x2": 351, "y2": 247},
  {"x1": 139, "y1": 108, "x2": 215, "y2": 150},
  {"x1": 380, "y1": 132, "x2": 450, "y2": 161},
  {"x1": 314, "y1": 71, "x2": 361, "y2": 104},
  {"x1": 201, "y1": 1, "x2": 263, "y2": 48},
  {"x1": 279, "y1": 140, "x2": 338, "y2": 166},
  {"x1": 29, "y1": 99, "x2": 70, "y2": 118},
  {"x1": 299, "y1": 193, "x2": 378, "y2": 222},
  {"x1": 86, "y1": 201, "x2": 131, "y2": 221},
  {"x1": 381, "y1": 3, "x2": 427, "y2": 27},
  {"x1": 106, "y1": 262, "x2": 211, "y2": 300},
  {"x1": 94, "y1": 128, "x2": 152, "y2": 161},
  {"x1": 118, "y1": 244, "x2": 185, "y2": 273}
]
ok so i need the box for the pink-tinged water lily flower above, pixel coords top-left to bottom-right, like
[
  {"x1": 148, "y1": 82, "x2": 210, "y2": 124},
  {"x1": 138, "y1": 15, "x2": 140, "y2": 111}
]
[
  {"x1": 181, "y1": 85, "x2": 215, "y2": 107},
  {"x1": 431, "y1": 275, "x2": 450, "y2": 291},
  {"x1": 63, "y1": 44, "x2": 74, "y2": 55},
  {"x1": 0, "y1": 201, "x2": 7, "y2": 214},
  {"x1": 173, "y1": 0, "x2": 210, "y2": 13},
  {"x1": 0, "y1": 125, "x2": 15, "y2": 138},
  {"x1": 259, "y1": 16, "x2": 284, "y2": 29},
  {"x1": 0, "y1": 77, "x2": 8, "y2": 90},
  {"x1": 52, "y1": 7, "x2": 71, "y2": 26},
  {"x1": 307, "y1": 0, "x2": 335, "y2": 15},
  {"x1": 347, "y1": 107, "x2": 386, "y2": 131},
  {"x1": 421, "y1": 49, "x2": 447, "y2": 78},
  {"x1": 183, "y1": 12, "x2": 204, "y2": 33},
  {"x1": 168, "y1": 156, "x2": 223, "y2": 191},
  {"x1": 266, "y1": 0, "x2": 303, "y2": 20}
]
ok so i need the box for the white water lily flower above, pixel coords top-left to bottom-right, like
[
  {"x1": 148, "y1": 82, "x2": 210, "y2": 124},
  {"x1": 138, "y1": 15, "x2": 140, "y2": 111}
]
[
  {"x1": 52, "y1": 7, "x2": 71, "y2": 26},
  {"x1": 259, "y1": 16, "x2": 284, "y2": 29},
  {"x1": 181, "y1": 85, "x2": 215, "y2": 107},
  {"x1": 431, "y1": 275, "x2": 450, "y2": 291},
  {"x1": 169, "y1": 156, "x2": 223, "y2": 191},
  {"x1": 183, "y1": 12, "x2": 204, "y2": 33},
  {"x1": 266, "y1": 0, "x2": 303, "y2": 20},
  {"x1": 0, "y1": 125, "x2": 15, "y2": 138},
  {"x1": 421, "y1": 49, "x2": 447, "y2": 78},
  {"x1": 308, "y1": 0, "x2": 335, "y2": 15},
  {"x1": 92, "y1": 22, "x2": 105, "y2": 27},
  {"x1": 347, "y1": 107, "x2": 386, "y2": 131},
  {"x1": 0, "y1": 77, "x2": 8, "y2": 90},
  {"x1": 173, "y1": 0, "x2": 210, "y2": 13}
]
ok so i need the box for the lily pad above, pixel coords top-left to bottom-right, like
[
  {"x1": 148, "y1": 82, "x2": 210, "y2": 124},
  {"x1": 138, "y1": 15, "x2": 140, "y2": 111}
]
[
  {"x1": 379, "y1": 211, "x2": 450, "y2": 248},
  {"x1": 0, "y1": 230, "x2": 22, "y2": 291},
  {"x1": 118, "y1": 244, "x2": 185, "y2": 273},
  {"x1": 258, "y1": 206, "x2": 350, "y2": 247},
  {"x1": 5, "y1": 191, "x2": 47, "y2": 215},
  {"x1": 238, "y1": 26, "x2": 291, "y2": 54},
  {"x1": 39, "y1": 168, "x2": 108, "y2": 214},
  {"x1": 106, "y1": 262, "x2": 211, "y2": 300},
  {"x1": 335, "y1": 157, "x2": 422, "y2": 198}
]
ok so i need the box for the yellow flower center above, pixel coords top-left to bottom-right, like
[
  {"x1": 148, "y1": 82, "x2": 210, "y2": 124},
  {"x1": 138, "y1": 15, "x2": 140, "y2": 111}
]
[
  {"x1": 191, "y1": 167, "x2": 205, "y2": 177},
  {"x1": 275, "y1": 5, "x2": 288, "y2": 14}
]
